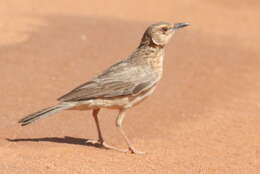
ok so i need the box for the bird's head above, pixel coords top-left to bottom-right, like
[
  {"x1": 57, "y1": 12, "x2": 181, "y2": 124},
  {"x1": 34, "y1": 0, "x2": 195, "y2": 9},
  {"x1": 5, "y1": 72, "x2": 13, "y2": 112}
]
[{"x1": 140, "y1": 22, "x2": 190, "y2": 47}]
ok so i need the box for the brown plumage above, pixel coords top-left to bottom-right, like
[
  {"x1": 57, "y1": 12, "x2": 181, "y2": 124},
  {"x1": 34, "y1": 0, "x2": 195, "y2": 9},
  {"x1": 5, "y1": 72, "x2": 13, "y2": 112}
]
[{"x1": 18, "y1": 22, "x2": 190, "y2": 154}]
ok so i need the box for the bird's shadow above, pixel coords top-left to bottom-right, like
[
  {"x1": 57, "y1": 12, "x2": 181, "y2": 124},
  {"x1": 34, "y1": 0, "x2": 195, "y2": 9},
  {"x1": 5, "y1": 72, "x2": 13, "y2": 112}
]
[{"x1": 6, "y1": 136, "x2": 106, "y2": 149}]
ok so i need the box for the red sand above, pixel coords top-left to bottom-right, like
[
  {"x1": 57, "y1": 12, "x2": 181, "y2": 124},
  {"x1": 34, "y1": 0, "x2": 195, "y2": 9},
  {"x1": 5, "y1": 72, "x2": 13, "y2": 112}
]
[{"x1": 0, "y1": 0, "x2": 259, "y2": 173}]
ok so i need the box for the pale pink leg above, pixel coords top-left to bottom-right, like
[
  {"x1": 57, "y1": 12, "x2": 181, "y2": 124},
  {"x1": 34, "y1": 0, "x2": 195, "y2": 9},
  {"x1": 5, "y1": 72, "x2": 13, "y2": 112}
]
[
  {"x1": 86, "y1": 109, "x2": 128, "y2": 152},
  {"x1": 116, "y1": 109, "x2": 145, "y2": 154}
]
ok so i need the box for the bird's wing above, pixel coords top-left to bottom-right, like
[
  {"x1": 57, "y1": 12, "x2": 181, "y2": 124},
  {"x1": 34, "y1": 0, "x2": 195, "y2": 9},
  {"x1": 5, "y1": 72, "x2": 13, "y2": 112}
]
[{"x1": 58, "y1": 61, "x2": 159, "y2": 102}]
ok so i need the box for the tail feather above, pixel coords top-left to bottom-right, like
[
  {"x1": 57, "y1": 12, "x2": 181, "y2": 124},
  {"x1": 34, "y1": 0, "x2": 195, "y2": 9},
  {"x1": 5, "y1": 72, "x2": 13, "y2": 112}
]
[{"x1": 18, "y1": 104, "x2": 72, "y2": 126}]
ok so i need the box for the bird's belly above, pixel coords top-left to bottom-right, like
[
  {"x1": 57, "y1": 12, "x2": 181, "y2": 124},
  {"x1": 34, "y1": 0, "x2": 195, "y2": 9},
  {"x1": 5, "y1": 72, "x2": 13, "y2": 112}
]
[
  {"x1": 125, "y1": 85, "x2": 156, "y2": 108},
  {"x1": 70, "y1": 86, "x2": 156, "y2": 110}
]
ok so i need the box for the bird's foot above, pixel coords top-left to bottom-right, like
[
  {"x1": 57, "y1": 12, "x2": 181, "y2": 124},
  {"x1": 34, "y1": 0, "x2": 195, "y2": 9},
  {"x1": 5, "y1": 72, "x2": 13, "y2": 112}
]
[
  {"x1": 85, "y1": 139, "x2": 128, "y2": 152},
  {"x1": 128, "y1": 146, "x2": 146, "y2": 154},
  {"x1": 85, "y1": 139, "x2": 145, "y2": 154},
  {"x1": 85, "y1": 139, "x2": 103, "y2": 147}
]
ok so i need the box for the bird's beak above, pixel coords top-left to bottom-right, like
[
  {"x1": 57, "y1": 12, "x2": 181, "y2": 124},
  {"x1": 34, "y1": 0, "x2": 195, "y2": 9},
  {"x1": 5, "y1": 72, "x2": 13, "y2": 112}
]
[{"x1": 173, "y1": 23, "x2": 190, "y2": 30}]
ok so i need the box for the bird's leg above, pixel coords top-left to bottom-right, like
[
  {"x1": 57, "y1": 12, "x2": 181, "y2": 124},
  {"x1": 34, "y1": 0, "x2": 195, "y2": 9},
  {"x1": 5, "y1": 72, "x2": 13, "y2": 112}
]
[
  {"x1": 86, "y1": 109, "x2": 128, "y2": 152},
  {"x1": 93, "y1": 108, "x2": 105, "y2": 143},
  {"x1": 116, "y1": 109, "x2": 145, "y2": 154},
  {"x1": 86, "y1": 109, "x2": 103, "y2": 144}
]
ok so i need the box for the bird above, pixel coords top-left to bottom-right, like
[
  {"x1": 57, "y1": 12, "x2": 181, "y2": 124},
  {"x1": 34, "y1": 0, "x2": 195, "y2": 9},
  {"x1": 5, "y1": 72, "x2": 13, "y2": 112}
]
[{"x1": 18, "y1": 22, "x2": 190, "y2": 154}]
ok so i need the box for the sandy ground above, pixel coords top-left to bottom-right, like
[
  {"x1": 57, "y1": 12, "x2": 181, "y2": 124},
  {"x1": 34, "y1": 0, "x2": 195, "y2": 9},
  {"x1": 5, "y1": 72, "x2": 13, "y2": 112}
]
[{"x1": 0, "y1": 0, "x2": 260, "y2": 173}]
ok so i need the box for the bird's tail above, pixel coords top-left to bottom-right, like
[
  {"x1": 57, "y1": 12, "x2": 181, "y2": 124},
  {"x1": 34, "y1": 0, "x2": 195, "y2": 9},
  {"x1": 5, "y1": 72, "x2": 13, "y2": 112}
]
[{"x1": 18, "y1": 103, "x2": 73, "y2": 126}]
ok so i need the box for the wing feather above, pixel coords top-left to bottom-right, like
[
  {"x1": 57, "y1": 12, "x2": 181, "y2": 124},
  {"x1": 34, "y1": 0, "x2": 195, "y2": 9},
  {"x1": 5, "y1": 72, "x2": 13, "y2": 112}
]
[{"x1": 58, "y1": 61, "x2": 159, "y2": 102}]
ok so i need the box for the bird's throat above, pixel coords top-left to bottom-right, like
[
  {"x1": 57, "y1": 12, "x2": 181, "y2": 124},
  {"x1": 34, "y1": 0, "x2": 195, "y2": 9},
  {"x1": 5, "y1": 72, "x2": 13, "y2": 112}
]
[{"x1": 130, "y1": 45, "x2": 165, "y2": 73}]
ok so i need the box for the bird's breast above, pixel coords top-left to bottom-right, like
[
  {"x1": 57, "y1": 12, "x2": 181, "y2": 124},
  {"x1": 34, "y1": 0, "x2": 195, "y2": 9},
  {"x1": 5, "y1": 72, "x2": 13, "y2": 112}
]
[{"x1": 147, "y1": 52, "x2": 164, "y2": 75}]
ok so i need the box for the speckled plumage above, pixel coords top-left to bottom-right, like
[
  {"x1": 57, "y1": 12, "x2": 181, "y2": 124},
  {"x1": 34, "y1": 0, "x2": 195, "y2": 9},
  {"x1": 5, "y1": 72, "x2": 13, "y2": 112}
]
[{"x1": 19, "y1": 22, "x2": 189, "y2": 153}]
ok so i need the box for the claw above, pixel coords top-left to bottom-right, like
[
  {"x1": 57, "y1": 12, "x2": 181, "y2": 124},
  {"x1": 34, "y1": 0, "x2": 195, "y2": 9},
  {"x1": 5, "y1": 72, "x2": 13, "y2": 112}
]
[
  {"x1": 128, "y1": 147, "x2": 146, "y2": 154},
  {"x1": 85, "y1": 139, "x2": 103, "y2": 147},
  {"x1": 86, "y1": 139, "x2": 128, "y2": 152},
  {"x1": 102, "y1": 142, "x2": 128, "y2": 152}
]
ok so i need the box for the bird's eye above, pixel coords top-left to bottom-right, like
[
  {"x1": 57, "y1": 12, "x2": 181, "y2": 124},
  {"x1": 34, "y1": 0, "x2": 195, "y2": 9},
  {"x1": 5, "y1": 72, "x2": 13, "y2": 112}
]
[{"x1": 161, "y1": 27, "x2": 168, "y2": 32}]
